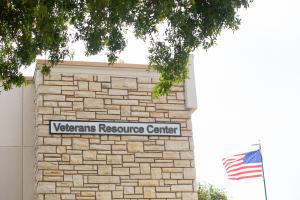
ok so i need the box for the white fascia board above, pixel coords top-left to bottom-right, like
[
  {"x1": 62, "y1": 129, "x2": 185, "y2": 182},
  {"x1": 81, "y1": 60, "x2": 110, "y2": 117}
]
[
  {"x1": 50, "y1": 64, "x2": 160, "y2": 78},
  {"x1": 185, "y1": 54, "x2": 198, "y2": 111}
]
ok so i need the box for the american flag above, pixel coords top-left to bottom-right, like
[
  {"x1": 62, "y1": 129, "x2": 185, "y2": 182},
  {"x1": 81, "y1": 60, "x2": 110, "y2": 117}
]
[{"x1": 222, "y1": 149, "x2": 263, "y2": 180}]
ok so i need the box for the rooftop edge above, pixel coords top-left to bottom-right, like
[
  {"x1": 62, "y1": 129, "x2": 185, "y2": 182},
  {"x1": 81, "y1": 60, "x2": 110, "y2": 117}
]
[{"x1": 36, "y1": 59, "x2": 149, "y2": 69}]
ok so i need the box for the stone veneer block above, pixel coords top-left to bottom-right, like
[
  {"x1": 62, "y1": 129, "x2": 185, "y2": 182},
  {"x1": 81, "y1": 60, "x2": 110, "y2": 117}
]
[
  {"x1": 128, "y1": 142, "x2": 143, "y2": 152},
  {"x1": 37, "y1": 182, "x2": 55, "y2": 193},
  {"x1": 72, "y1": 138, "x2": 89, "y2": 150},
  {"x1": 84, "y1": 98, "x2": 104, "y2": 108},
  {"x1": 111, "y1": 77, "x2": 137, "y2": 89},
  {"x1": 96, "y1": 192, "x2": 112, "y2": 200},
  {"x1": 89, "y1": 82, "x2": 102, "y2": 91},
  {"x1": 89, "y1": 176, "x2": 120, "y2": 184}
]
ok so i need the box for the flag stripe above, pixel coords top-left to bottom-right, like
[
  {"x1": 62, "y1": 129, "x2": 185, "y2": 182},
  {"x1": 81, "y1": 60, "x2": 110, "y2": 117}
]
[
  {"x1": 223, "y1": 157, "x2": 244, "y2": 168},
  {"x1": 226, "y1": 164, "x2": 262, "y2": 173},
  {"x1": 222, "y1": 149, "x2": 263, "y2": 181},
  {"x1": 228, "y1": 169, "x2": 262, "y2": 177},
  {"x1": 226, "y1": 163, "x2": 262, "y2": 170},
  {"x1": 228, "y1": 174, "x2": 263, "y2": 180},
  {"x1": 222, "y1": 154, "x2": 244, "y2": 163},
  {"x1": 222, "y1": 154, "x2": 244, "y2": 162},
  {"x1": 225, "y1": 161, "x2": 244, "y2": 171}
]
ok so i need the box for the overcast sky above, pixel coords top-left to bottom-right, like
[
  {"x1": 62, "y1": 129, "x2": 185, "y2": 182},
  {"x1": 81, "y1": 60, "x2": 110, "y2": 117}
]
[
  {"x1": 22, "y1": 0, "x2": 300, "y2": 199},
  {"x1": 192, "y1": 0, "x2": 300, "y2": 199}
]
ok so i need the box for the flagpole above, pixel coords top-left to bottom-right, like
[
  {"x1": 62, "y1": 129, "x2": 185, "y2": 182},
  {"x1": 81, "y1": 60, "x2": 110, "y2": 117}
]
[{"x1": 258, "y1": 142, "x2": 268, "y2": 200}]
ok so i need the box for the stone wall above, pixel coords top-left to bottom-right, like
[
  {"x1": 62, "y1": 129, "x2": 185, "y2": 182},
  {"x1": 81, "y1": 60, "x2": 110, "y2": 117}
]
[{"x1": 35, "y1": 65, "x2": 197, "y2": 200}]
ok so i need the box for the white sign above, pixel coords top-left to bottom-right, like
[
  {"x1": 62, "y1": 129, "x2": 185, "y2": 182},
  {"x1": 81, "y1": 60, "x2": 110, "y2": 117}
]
[{"x1": 50, "y1": 120, "x2": 181, "y2": 136}]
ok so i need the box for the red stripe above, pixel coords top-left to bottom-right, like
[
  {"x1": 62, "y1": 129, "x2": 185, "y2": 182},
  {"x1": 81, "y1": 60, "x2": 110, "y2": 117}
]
[
  {"x1": 222, "y1": 158, "x2": 236, "y2": 165},
  {"x1": 227, "y1": 164, "x2": 262, "y2": 174},
  {"x1": 222, "y1": 153, "x2": 244, "y2": 162},
  {"x1": 223, "y1": 157, "x2": 244, "y2": 168},
  {"x1": 222, "y1": 154, "x2": 244, "y2": 164},
  {"x1": 228, "y1": 174, "x2": 263, "y2": 180},
  {"x1": 229, "y1": 153, "x2": 245, "y2": 157},
  {"x1": 222, "y1": 155, "x2": 243, "y2": 163},
  {"x1": 223, "y1": 158, "x2": 242, "y2": 167},
  {"x1": 225, "y1": 161, "x2": 244, "y2": 171},
  {"x1": 228, "y1": 169, "x2": 262, "y2": 177}
]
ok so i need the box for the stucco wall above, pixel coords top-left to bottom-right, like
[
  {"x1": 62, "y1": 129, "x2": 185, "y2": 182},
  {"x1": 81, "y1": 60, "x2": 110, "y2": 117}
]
[
  {"x1": 34, "y1": 62, "x2": 198, "y2": 200},
  {"x1": 0, "y1": 86, "x2": 35, "y2": 200}
]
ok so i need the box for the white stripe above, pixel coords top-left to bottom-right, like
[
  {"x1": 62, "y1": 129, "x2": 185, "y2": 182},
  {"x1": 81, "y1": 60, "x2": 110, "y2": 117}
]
[
  {"x1": 225, "y1": 160, "x2": 244, "y2": 170},
  {"x1": 226, "y1": 163, "x2": 262, "y2": 172},
  {"x1": 222, "y1": 155, "x2": 245, "y2": 166},
  {"x1": 227, "y1": 167, "x2": 262, "y2": 176},
  {"x1": 228, "y1": 172, "x2": 262, "y2": 179},
  {"x1": 222, "y1": 154, "x2": 244, "y2": 162}
]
